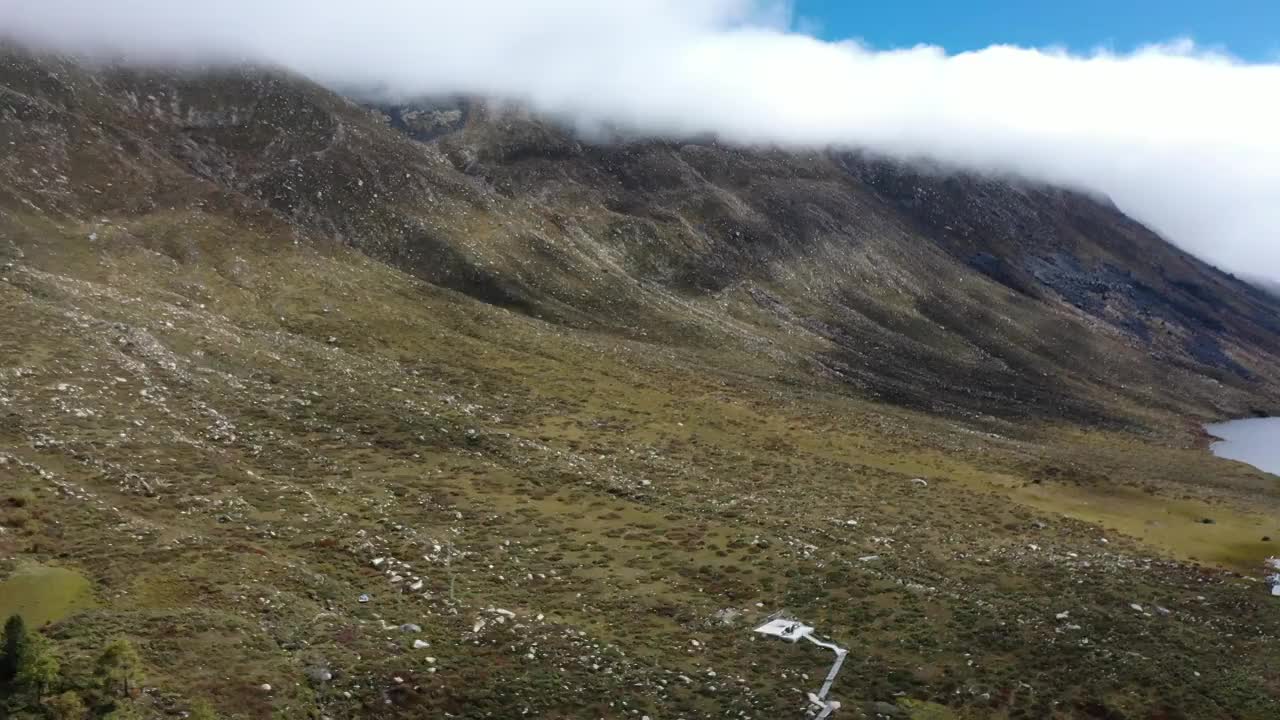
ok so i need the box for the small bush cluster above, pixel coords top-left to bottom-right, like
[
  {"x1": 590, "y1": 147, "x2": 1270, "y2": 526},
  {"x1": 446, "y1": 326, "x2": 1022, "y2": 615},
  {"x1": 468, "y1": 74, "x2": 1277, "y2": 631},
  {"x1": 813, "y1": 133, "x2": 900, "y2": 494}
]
[{"x1": 0, "y1": 614, "x2": 207, "y2": 720}]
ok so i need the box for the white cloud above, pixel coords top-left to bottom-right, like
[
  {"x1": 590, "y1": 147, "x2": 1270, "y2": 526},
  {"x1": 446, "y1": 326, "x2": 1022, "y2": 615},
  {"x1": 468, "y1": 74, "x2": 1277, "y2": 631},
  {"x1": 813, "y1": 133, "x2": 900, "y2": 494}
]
[{"x1": 2, "y1": 0, "x2": 1278, "y2": 277}]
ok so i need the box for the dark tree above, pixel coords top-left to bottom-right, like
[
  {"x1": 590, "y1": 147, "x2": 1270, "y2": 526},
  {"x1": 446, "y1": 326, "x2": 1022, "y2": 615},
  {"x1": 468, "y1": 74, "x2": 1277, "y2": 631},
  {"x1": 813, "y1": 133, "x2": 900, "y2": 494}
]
[{"x1": 0, "y1": 614, "x2": 28, "y2": 685}]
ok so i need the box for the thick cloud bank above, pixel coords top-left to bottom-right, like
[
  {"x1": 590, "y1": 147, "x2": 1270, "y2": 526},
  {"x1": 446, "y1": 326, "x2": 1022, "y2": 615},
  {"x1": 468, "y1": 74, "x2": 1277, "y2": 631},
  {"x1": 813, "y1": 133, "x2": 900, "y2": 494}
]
[{"x1": 3, "y1": 0, "x2": 1278, "y2": 277}]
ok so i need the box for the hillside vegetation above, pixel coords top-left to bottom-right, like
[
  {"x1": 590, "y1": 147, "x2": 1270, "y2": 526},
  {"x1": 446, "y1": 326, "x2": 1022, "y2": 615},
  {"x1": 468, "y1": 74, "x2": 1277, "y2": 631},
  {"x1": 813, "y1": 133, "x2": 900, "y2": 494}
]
[{"x1": 1, "y1": 46, "x2": 1279, "y2": 719}]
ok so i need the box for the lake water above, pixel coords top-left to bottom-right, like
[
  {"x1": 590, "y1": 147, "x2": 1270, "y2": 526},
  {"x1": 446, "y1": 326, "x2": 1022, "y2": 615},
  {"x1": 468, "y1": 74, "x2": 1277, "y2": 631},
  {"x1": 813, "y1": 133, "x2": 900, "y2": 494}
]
[{"x1": 1206, "y1": 417, "x2": 1280, "y2": 475}]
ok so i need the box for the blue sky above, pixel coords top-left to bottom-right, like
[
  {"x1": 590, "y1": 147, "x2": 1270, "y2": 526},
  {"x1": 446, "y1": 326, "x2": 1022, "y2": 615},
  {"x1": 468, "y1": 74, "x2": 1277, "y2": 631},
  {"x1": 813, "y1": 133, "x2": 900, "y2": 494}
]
[{"x1": 795, "y1": 0, "x2": 1279, "y2": 61}]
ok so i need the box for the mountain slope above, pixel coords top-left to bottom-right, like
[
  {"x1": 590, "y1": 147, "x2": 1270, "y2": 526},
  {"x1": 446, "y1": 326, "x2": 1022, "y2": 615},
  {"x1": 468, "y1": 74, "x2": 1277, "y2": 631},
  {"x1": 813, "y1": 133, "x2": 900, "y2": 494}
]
[
  {"x1": 2, "y1": 46, "x2": 1279, "y2": 720},
  {"x1": 7, "y1": 48, "x2": 1280, "y2": 427}
]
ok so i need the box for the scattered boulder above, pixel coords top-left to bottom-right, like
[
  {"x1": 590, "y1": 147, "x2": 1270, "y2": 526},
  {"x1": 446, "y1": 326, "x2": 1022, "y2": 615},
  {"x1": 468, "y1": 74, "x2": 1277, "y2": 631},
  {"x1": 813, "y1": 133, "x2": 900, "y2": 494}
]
[
  {"x1": 866, "y1": 700, "x2": 905, "y2": 718},
  {"x1": 712, "y1": 608, "x2": 741, "y2": 626}
]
